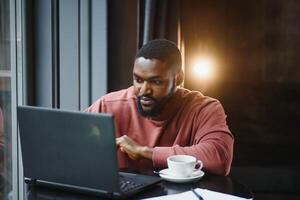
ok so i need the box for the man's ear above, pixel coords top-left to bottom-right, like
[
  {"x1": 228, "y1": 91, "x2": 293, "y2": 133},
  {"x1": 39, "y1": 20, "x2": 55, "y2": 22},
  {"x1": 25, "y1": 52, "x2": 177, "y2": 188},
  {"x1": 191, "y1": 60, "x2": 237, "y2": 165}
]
[{"x1": 175, "y1": 71, "x2": 184, "y2": 86}]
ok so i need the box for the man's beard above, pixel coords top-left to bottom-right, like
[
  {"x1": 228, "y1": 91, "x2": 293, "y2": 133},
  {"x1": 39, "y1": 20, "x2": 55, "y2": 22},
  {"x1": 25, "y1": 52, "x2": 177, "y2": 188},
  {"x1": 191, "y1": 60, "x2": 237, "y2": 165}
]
[{"x1": 137, "y1": 81, "x2": 176, "y2": 117}]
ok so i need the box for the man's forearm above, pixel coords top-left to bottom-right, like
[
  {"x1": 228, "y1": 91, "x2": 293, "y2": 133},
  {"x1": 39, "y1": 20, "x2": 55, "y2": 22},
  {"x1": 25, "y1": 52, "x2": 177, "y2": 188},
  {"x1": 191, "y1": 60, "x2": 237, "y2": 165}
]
[{"x1": 152, "y1": 134, "x2": 234, "y2": 175}]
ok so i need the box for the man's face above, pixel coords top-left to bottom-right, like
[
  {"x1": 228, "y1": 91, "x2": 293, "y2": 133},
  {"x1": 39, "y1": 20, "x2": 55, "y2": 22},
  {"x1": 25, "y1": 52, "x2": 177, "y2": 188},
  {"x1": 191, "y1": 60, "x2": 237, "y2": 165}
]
[{"x1": 133, "y1": 57, "x2": 177, "y2": 117}]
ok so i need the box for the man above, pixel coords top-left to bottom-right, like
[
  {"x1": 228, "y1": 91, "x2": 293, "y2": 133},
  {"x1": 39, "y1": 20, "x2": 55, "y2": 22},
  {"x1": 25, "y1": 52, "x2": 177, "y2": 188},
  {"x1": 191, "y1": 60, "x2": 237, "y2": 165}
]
[{"x1": 86, "y1": 39, "x2": 234, "y2": 176}]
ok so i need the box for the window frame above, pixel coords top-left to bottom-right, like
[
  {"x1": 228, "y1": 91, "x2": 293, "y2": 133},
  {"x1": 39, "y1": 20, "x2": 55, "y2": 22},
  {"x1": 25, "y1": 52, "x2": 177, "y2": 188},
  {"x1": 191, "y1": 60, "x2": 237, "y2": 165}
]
[{"x1": 10, "y1": 0, "x2": 24, "y2": 199}]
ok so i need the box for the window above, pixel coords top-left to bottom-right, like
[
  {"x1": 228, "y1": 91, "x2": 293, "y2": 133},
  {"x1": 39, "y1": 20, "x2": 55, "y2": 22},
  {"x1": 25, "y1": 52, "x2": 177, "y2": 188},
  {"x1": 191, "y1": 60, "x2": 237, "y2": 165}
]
[
  {"x1": 0, "y1": 0, "x2": 13, "y2": 198},
  {"x1": 1, "y1": 0, "x2": 23, "y2": 199},
  {"x1": 1, "y1": 0, "x2": 107, "y2": 198}
]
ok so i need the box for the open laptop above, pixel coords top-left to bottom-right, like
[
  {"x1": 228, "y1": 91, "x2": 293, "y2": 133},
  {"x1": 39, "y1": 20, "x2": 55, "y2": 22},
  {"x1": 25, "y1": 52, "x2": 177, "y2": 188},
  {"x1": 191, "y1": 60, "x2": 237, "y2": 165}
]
[{"x1": 17, "y1": 106, "x2": 161, "y2": 199}]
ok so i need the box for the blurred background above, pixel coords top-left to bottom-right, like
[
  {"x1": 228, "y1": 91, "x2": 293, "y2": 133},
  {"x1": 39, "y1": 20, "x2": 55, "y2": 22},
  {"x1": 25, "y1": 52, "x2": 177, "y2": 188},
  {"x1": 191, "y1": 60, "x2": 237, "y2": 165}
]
[{"x1": 1, "y1": 0, "x2": 300, "y2": 199}]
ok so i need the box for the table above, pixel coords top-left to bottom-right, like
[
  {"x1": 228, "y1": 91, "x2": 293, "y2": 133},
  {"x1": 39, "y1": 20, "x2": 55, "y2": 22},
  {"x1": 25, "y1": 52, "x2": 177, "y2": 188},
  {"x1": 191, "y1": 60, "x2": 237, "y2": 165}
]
[{"x1": 25, "y1": 170, "x2": 253, "y2": 200}]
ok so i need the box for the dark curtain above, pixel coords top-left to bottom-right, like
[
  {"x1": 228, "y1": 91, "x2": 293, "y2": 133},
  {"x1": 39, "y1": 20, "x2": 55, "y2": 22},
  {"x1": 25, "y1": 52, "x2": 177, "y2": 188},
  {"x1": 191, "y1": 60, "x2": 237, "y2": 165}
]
[
  {"x1": 107, "y1": 0, "x2": 182, "y2": 92},
  {"x1": 137, "y1": 0, "x2": 181, "y2": 48},
  {"x1": 107, "y1": 0, "x2": 138, "y2": 92}
]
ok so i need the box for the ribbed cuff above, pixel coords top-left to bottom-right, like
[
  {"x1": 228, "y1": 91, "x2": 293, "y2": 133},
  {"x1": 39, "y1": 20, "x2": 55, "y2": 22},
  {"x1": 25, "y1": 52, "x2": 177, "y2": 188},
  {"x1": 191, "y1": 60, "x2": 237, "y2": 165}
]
[{"x1": 152, "y1": 147, "x2": 174, "y2": 169}]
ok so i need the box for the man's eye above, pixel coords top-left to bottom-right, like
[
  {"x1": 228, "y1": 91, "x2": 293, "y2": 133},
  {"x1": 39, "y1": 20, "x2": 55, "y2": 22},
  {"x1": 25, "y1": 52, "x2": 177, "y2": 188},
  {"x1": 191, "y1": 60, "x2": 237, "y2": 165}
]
[
  {"x1": 135, "y1": 78, "x2": 143, "y2": 83},
  {"x1": 153, "y1": 80, "x2": 162, "y2": 85}
]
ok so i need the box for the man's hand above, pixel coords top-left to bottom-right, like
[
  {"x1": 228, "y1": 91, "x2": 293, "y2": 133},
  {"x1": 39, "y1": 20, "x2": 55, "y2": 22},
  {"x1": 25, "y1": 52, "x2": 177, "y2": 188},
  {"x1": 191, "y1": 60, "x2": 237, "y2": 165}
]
[{"x1": 116, "y1": 135, "x2": 153, "y2": 160}]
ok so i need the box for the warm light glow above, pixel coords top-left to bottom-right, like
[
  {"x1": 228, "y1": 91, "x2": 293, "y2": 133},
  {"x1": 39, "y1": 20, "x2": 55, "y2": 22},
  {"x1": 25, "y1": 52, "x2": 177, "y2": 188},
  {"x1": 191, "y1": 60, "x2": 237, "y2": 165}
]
[{"x1": 193, "y1": 58, "x2": 215, "y2": 80}]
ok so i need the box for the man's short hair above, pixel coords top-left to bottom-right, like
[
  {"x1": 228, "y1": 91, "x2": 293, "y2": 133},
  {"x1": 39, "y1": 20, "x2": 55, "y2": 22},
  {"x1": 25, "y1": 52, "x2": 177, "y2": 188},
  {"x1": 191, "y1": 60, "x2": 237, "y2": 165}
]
[{"x1": 136, "y1": 39, "x2": 182, "y2": 72}]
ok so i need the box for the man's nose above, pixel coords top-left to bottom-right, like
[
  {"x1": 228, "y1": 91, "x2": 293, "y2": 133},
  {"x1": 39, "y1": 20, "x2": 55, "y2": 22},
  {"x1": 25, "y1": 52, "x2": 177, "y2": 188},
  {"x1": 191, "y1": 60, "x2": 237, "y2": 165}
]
[{"x1": 139, "y1": 82, "x2": 152, "y2": 96}]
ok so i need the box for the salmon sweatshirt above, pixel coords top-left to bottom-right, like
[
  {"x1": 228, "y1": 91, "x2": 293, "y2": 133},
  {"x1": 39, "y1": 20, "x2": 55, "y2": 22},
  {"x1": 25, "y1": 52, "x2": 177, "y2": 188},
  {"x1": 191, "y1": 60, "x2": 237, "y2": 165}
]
[{"x1": 86, "y1": 86, "x2": 234, "y2": 175}]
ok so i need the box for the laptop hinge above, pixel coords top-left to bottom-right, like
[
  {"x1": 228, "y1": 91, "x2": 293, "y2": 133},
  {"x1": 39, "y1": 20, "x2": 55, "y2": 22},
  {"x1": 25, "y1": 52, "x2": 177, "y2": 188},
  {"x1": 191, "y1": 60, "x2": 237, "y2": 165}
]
[{"x1": 24, "y1": 177, "x2": 37, "y2": 185}]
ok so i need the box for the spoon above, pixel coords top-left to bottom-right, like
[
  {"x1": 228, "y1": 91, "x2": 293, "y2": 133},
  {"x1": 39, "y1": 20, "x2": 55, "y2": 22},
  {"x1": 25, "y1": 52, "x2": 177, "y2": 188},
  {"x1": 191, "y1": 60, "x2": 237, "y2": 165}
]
[{"x1": 153, "y1": 170, "x2": 169, "y2": 176}]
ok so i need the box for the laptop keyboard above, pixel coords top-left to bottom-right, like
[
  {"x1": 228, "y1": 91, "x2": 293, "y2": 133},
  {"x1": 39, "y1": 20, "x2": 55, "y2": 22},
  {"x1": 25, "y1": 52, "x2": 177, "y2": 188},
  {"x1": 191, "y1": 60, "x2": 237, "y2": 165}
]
[{"x1": 119, "y1": 179, "x2": 145, "y2": 193}]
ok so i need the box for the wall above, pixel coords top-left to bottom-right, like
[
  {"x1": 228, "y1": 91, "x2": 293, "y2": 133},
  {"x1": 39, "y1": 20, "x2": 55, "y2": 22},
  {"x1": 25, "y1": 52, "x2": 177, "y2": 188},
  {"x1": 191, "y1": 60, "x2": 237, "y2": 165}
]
[{"x1": 181, "y1": 0, "x2": 300, "y2": 199}]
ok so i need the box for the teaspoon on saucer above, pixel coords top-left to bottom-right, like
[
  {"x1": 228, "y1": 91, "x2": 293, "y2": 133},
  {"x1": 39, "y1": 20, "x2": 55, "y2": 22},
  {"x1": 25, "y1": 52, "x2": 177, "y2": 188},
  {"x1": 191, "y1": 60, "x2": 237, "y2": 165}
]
[{"x1": 153, "y1": 170, "x2": 168, "y2": 176}]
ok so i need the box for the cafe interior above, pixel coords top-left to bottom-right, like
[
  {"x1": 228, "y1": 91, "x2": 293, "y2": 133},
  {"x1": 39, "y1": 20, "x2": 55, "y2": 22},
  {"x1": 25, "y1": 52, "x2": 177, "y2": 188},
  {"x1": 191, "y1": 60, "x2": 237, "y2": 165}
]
[{"x1": 1, "y1": 0, "x2": 300, "y2": 199}]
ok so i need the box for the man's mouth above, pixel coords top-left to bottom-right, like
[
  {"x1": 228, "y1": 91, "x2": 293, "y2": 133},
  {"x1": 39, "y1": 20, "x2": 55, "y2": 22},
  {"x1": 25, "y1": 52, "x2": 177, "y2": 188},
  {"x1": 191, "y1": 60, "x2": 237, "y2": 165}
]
[{"x1": 139, "y1": 97, "x2": 156, "y2": 107}]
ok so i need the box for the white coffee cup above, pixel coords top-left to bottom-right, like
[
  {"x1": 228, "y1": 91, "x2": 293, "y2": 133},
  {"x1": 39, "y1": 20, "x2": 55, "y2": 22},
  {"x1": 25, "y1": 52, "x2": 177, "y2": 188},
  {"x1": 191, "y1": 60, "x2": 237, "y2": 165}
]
[{"x1": 167, "y1": 155, "x2": 203, "y2": 178}]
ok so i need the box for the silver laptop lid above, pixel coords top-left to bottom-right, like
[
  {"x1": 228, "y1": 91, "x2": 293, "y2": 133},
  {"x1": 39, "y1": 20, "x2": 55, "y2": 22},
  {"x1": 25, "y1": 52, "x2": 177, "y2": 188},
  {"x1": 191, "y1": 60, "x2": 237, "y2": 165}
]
[{"x1": 17, "y1": 106, "x2": 120, "y2": 194}]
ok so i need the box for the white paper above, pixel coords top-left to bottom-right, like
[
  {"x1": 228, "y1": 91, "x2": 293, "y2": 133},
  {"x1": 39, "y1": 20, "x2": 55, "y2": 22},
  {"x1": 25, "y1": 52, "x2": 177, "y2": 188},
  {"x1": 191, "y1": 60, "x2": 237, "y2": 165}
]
[{"x1": 142, "y1": 188, "x2": 253, "y2": 200}]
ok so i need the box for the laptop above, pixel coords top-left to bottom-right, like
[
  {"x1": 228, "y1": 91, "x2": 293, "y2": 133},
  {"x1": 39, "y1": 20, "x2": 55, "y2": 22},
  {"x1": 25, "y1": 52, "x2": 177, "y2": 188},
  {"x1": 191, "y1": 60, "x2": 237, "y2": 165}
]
[{"x1": 17, "y1": 106, "x2": 161, "y2": 199}]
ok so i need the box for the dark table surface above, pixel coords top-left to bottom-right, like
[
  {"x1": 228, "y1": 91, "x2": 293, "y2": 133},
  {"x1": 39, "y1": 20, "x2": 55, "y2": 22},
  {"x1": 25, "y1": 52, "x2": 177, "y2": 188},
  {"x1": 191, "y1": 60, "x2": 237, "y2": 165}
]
[{"x1": 25, "y1": 170, "x2": 253, "y2": 200}]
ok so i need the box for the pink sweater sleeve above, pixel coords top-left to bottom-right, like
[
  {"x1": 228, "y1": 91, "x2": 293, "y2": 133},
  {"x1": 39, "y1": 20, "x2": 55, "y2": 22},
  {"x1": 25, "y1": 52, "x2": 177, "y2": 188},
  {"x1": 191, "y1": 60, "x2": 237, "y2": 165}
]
[{"x1": 152, "y1": 102, "x2": 234, "y2": 176}]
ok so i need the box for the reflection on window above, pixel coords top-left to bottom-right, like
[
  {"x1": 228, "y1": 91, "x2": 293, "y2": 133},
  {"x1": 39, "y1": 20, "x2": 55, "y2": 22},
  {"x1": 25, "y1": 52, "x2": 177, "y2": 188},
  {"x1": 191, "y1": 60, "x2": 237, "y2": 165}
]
[{"x1": 0, "y1": 0, "x2": 13, "y2": 198}]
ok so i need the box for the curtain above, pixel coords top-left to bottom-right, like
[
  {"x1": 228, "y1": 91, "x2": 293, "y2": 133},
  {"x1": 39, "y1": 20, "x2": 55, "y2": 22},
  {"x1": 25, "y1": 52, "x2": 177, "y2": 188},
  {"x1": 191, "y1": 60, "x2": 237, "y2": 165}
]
[{"x1": 137, "y1": 0, "x2": 181, "y2": 48}]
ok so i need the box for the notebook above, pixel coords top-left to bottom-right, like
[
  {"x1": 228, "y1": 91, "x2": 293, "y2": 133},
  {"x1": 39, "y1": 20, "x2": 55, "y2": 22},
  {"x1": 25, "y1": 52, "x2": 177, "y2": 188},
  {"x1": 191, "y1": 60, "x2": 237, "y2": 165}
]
[{"x1": 17, "y1": 106, "x2": 161, "y2": 199}]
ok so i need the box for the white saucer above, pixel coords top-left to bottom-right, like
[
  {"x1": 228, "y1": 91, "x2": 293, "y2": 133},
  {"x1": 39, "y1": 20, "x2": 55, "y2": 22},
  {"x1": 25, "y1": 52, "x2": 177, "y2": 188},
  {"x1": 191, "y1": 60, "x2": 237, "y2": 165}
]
[{"x1": 158, "y1": 168, "x2": 205, "y2": 183}]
